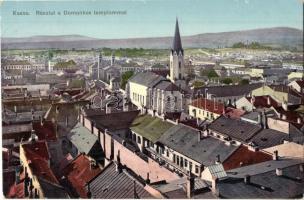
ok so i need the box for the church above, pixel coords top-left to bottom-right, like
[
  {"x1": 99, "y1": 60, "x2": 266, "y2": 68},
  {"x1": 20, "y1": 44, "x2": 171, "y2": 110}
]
[{"x1": 127, "y1": 19, "x2": 188, "y2": 116}]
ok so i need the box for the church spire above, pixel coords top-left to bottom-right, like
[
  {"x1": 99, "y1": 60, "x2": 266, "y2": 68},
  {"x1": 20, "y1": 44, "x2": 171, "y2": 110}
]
[{"x1": 172, "y1": 18, "x2": 183, "y2": 54}]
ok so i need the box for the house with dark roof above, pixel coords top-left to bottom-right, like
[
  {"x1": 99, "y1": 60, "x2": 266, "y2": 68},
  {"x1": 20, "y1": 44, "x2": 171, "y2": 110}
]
[
  {"x1": 66, "y1": 122, "x2": 104, "y2": 162},
  {"x1": 215, "y1": 161, "x2": 304, "y2": 198},
  {"x1": 86, "y1": 161, "x2": 153, "y2": 199},
  {"x1": 192, "y1": 83, "x2": 263, "y2": 106}
]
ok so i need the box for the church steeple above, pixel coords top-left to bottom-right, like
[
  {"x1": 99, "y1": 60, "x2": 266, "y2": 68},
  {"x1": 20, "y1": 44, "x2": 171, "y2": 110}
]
[
  {"x1": 169, "y1": 18, "x2": 185, "y2": 83},
  {"x1": 172, "y1": 18, "x2": 183, "y2": 55}
]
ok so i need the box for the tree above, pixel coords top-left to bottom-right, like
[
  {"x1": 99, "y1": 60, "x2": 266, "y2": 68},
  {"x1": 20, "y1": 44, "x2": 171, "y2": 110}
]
[
  {"x1": 192, "y1": 81, "x2": 205, "y2": 88},
  {"x1": 222, "y1": 78, "x2": 233, "y2": 85},
  {"x1": 239, "y1": 79, "x2": 249, "y2": 85},
  {"x1": 121, "y1": 71, "x2": 134, "y2": 89}
]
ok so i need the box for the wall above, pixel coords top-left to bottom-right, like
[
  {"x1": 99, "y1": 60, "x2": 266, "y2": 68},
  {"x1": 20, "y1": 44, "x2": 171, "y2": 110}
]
[
  {"x1": 267, "y1": 117, "x2": 290, "y2": 134},
  {"x1": 129, "y1": 82, "x2": 148, "y2": 108}
]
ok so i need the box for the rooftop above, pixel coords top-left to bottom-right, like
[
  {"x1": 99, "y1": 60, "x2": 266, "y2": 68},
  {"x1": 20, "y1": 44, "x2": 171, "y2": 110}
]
[
  {"x1": 87, "y1": 162, "x2": 152, "y2": 199},
  {"x1": 130, "y1": 114, "x2": 174, "y2": 143},
  {"x1": 219, "y1": 163, "x2": 304, "y2": 198},
  {"x1": 208, "y1": 116, "x2": 262, "y2": 142},
  {"x1": 68, "y1": 123, "x2": 98, "y2": 155},
  {"x1": 223, "y1": 145, "x2": 272, "y2": 170},
  {"x1": 62, "y1": 154, "x2": 103, "y2": 198},
  {"x1": 129, "y1": 71, "x2": 166, "y2": 87},
  {"x1": 191, "y1": 98, "x2": 225, "y2": 115},
  {"x1": 158, "y1": 124, "x2": 238, "y2": 165},
  {"x1": 88, "y1": 110, "x2": 140, "y2": 132}
]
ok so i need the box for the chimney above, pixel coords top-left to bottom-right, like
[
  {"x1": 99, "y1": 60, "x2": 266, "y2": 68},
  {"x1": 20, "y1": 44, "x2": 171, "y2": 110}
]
[
  {"x1": 267, "y1": 96, "x2": 271, "y2": 105},
  {"x1": 276, "y1": 168, "x2": 283, "y2": 176},
  {"x1": 133, "y1": 180, "x2": 139, "y2": 199},
  {"x1": 197, "y1": 131, "x2": 201, "y2": 142},
  {"x1": 146, "y1": 173, "x2": 150, "y2": 184},
  {"x1": 106, "y1": 103, "x2": 111, "y2": 114},
  {"x1": 40, "y1": 117, "x2": 45, "y2": 126},
  {"x1": 297, "y1": 117, "x2": 302, "y2": 124},
  {"x1": 299, "y1": 164, "x2": 304, "y2": 172},
  {"x1": 116, "y1": 150, "x2": 122, "y2": 173},
  {"x1": 273, "y1": 150, "x2": 278, "y2": 161},
  {"x1": 216, "y1": 154, "x2": 221, "y2": 164},
  {"x1": 65, "y1": 115, "x2": 69, "y2": 128},
  {"x1": 211, "y1": 177, "x2": 219, "y2": 196},
  {"x1": 244, "y1": 175, "x2": 250, "y2": 184},
  {"x1": 186, "y1": 171, "x2": 195, "y2": 198}
]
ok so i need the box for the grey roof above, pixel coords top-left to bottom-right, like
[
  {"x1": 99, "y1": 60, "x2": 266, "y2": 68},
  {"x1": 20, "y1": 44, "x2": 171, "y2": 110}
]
[
  {"x1": 68, "y1": 122, "x2": 98, "y2": 154},
  {"x1": 87, "y1": 162, "x2": 153, "y2": 199},
  {"x1": 153, "y1": 177, "x2": 216, "y2": 199},
  {"x1": 208, "y1": 116, "x2": 262, "y2": 142},
  {"x1": 154, "y1": 80, "x2": 179, "y2": 91},
  {"x1": 158, "y1": 124, "x2": 238, "y2": 165},
  {"x1": 172, "y1": 19, "x2": 183, "y2": 53},
  {"x1": 249, "y1": 129, "x2": 290, "y2": 149},
  {"x1": 129, "y1": 71, "x2": 166, "y2": 87},
  {"x1": 87, "y1": 110, "x2": 140, "y2": 132},
  {"x1": 218, "y1": 163, "x2": 304, "y2": 198},
  {"x1": 2, "y1": 123, "x2": 32, "y2": 134},
  {"x1": 193, "y1": 83, "x2": 263, "y2": 97},
  {"x1": 38, "y1": 177, "x2": 70, "y2": 198}
]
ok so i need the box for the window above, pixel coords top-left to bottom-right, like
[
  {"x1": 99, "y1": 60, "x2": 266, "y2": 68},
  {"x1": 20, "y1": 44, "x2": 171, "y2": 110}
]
[
  {"x1": 166, "y1": 150, "x2": 169, "y2": 157},
  {"x1": 132, "y1": 133, "x2": 136, "y2": 141},
  {"x1": 173, "y1": 154, "x2": 176, "y2": 163},
  {"x1": 185, "y1": 159, "x2": 188, "y2": 167},
  {"x1": 195, "y1": 165, "x2": 199, "y2": 174},
  {"x1": 179, "y1": 61, "x2": 181, "y2": 69},
  {"x1": 137, "y1": 136, "x2": 141, "y2": 144},
  {"x1": 180, "y1": 157, "x2": 184, "y2": 167},
  {"x1": 151, "y1": 142, "x2": 154, "y2": 148},
  {"x1": 176, "y1": 155, "x2": 180, "y2": 165}
]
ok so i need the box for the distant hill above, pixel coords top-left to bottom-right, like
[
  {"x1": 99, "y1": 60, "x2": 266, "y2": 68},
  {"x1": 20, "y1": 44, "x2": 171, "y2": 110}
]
[{"x1": 2, "y1": 27, "x2": 303, "y2": 50}]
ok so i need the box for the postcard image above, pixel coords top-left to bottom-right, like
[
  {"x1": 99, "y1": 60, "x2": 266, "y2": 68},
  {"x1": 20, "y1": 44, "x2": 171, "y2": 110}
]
[{"x1": 1, "y1": 0, "x2": 303, "y2": 199}]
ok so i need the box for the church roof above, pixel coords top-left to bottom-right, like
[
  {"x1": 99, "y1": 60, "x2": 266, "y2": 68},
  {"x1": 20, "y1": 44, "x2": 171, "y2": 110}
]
[
  {"x1": 129, "y1": 71, "x2": 165, "y2": 87},
  {"x1": 172, "y1": 18, "x2": 183, "y2": 53}
]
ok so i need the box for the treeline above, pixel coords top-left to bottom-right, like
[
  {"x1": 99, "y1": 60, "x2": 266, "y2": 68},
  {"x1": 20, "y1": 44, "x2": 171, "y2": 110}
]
[{"x1": 232, "y1": 42, "x2": 272, "y2": 50}]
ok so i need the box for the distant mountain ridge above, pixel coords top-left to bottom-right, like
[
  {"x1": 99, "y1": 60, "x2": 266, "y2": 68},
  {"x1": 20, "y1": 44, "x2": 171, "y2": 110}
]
[{"x1": 2, "y1": 27, "x2": 303, "y2": 50}]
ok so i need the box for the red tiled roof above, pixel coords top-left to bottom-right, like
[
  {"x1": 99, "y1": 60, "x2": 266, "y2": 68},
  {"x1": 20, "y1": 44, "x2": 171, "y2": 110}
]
[
  {"x1": 21, "y1": 141, "x2": 59, "y2": 184},
  {"x1": 191, "y1": 98, "x2": 225, "y2": 115},
  {"x1": 7, "y1": 171, "x2": 26, "y2": 198},
  {"x1": 62, "y1": 154, "x2": 102, "y2": 198},
  {"x1": 225, "y1": 107, "x2": 246, "y2": 119},
  {"x1": 32, "y1": 121, "x2": 57, "y2": 141},
  {"x1": 246, "y1": 95, "x2": 280, "y2": 108},
  {"x1": 223, "y1": 145, "x2": 272, "y2": 170},
  {"x1": 22, "y1": 141, "x2": 50, "y2": 161}
]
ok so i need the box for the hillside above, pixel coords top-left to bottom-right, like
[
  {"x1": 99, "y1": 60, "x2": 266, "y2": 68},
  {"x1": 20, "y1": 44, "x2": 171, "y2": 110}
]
[{"x1": 2, "y1": 27, "x2": 303, "y2": 50}]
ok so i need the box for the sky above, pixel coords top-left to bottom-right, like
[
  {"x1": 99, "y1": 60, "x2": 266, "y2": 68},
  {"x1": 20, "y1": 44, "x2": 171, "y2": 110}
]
[{"x1": 0, "y1": 0, "x2": 303, "y2": 38}]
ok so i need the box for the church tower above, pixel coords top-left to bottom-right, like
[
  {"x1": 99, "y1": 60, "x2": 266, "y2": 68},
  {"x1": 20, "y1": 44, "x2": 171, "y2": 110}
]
[{"x1": 169, "y1": 18, "x2": 185, "y2": 83}]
